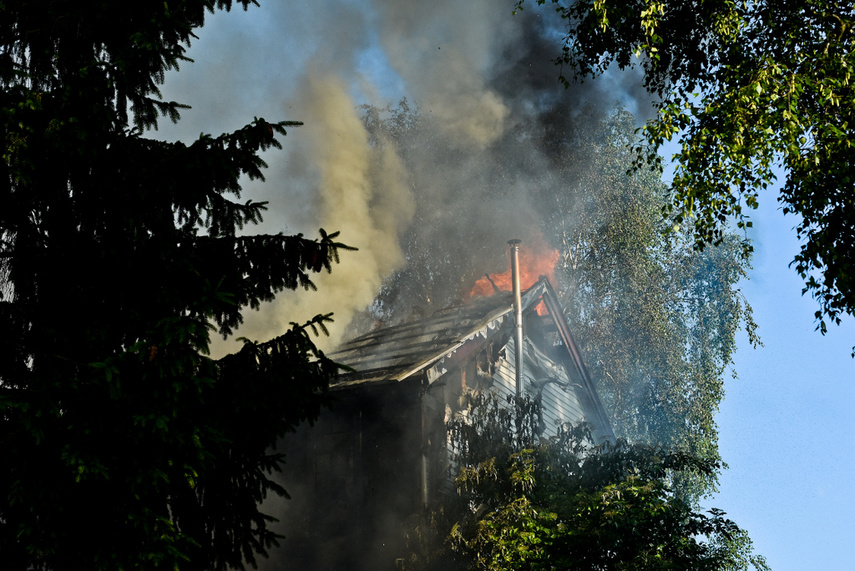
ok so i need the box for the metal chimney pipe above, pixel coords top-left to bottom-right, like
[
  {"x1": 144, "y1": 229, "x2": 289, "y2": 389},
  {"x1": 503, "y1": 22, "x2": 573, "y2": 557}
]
[{"x1": 509, "y1": 239, "x2": 523, "y2": 399}]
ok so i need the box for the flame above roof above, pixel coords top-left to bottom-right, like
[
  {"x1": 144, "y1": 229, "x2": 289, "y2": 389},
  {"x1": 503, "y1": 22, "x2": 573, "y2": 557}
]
[{"x1": 330, "y1": 279, "x2": 550, "y2": 388}]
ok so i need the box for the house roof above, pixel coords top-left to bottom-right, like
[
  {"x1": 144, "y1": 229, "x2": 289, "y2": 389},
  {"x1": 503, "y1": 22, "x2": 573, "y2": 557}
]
[
  {"x1": 329, "y1": 276, "x2": 615, "y2": 442},
  {"x1": 329, "y1": 280, "x2": 549, "y2": 388}
]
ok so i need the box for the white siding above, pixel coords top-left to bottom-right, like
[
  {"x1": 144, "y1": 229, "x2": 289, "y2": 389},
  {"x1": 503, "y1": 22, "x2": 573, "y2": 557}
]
[{"x1": 493, "y1": 338, "x2": 587, "y2": 437}]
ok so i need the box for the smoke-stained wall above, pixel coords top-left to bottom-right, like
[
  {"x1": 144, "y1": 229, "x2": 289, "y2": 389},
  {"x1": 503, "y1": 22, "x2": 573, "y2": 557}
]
[{"x1": 263, "y1": 380, "x2": 427, "y2": 571}]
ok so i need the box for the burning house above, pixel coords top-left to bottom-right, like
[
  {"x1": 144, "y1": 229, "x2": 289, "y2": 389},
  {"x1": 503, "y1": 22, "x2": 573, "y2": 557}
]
[{"x1": 270, "y1": 242, "x2": 615, "y2": 570}]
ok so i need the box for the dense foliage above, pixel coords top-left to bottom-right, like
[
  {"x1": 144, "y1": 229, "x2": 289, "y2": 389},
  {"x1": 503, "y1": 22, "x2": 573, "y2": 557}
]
[
  {"x1": 540, "y1": 109, "x2": 758, "y2": 497},
  {"x1": 1, "y1": 2, "x2": 348, "y2": 569},
  {"x1": 450, "y1": 441, "x2": 769, "y2": 571},
  {"x1": 406, "y1": 394, "x2": 769, "y2": 571},
  {"x1": 520, "y1": 0, "x2": 855, "y2": 346}
]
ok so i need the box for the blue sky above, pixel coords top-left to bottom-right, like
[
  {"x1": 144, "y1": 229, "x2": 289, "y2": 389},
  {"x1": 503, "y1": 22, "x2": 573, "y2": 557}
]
[
  {"x1": 713, "y1": 198, "x2": 855, "y2": 570},
  {"x1": 160, "y1": 3, "x2": 855, "y2": 568}
]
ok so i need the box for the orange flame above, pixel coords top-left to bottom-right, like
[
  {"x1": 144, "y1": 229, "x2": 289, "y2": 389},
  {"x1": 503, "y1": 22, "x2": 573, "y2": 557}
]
[{"x1": 468, "y1": 235, "x2": 560, "y2": 315}]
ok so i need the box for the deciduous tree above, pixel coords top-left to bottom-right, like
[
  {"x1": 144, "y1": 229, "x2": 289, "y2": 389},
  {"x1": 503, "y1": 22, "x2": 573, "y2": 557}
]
[
  {"x1": 538, "y1": 109, "x2": 758, "y2": 499},
  {"x1": 405, "y1": 395, "x2": 769, "y2": 571},
  {"x1": 519, "y1": 0, "x2": 855, "y2": 346},
  {"x1": 450, "y1": 438, "x2": 770, "y2": 571}
]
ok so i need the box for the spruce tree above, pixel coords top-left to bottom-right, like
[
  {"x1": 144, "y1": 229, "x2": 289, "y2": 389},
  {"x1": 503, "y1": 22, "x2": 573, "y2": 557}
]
[{"x1": 0, "y1": 2, "x2": 348, "y2": 568}]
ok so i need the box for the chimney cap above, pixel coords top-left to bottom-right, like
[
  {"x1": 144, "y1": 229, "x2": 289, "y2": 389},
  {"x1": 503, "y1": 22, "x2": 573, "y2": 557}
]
[{"x1": 508, "y1": 239, "x2": 522, "y2": 246}]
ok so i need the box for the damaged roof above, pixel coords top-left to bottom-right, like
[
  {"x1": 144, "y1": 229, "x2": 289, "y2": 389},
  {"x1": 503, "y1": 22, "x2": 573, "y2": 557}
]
[
  {"x1": 329, "y1": 280, "x2": 549, "y2": 388},
  {"x1": 329, "y1": 276, "x2": 616, "y2": 442}
]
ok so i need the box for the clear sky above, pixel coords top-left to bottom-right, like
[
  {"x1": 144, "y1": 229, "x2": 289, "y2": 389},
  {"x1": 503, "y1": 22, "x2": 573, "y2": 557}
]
[
  {"x1": 160, "y1": 3, "x2": 855, "y2": 569},
  {"x1": 712, "y1": 198, "x2": 855, "y2": 570}
]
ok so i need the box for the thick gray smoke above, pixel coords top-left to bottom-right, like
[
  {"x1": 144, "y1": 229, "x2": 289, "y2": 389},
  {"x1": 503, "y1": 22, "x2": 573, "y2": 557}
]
[
  {"x1": 373, "y1": 0, "x2": 516, "y2": 148},
  {"x1": 227, "y1": 73, "x2": 414, "y2": 349},
  {"x1": 154, "y1": 1, "x2": 651, "y2": 352}
]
